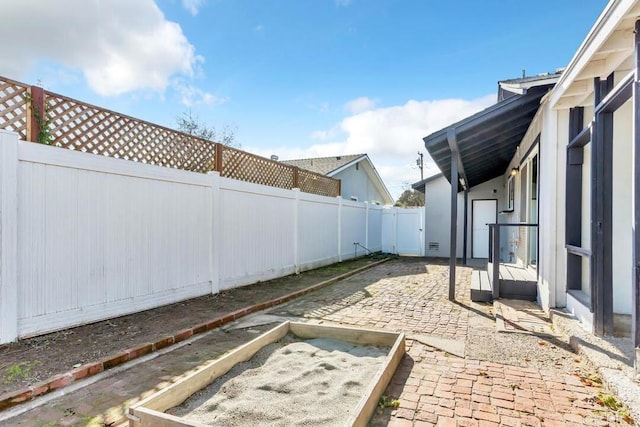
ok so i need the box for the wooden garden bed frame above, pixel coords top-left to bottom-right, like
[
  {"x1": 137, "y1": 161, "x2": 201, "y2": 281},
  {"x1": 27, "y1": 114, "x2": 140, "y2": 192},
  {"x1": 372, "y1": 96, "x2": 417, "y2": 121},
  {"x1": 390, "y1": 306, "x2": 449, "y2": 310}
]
[{"x1": 127, "y1": 321, "x2": 405, "y2": 427}]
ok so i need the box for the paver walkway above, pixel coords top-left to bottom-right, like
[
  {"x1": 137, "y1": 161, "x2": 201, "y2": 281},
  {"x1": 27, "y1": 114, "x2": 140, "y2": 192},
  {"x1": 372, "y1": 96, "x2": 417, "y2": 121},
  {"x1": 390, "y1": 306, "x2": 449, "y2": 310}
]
[{"x1": 2, "y1": 258, "x2": 634, "y2": 426}]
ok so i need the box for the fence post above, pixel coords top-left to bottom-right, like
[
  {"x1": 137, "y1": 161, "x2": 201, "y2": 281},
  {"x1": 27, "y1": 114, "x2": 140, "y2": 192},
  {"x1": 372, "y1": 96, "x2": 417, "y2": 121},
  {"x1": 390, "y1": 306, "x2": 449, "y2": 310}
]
[
  {"x1": 26, "y1": 86, "x2": 45, "y2": 143},
  {"x1": 293, "y1": 188, "x2": 300, "y2": 273},
  {"x1": 210, "y1": 171, "x2": 221, "y2": 294},
  {"x1": 214, "y1": 143, "x2": 223, "y2": 173},
  {"x1": 337, "y1": 196, "x2": 343, "y2": 262},
  {"x1": 0, "y1": 131, "x2": 19, "y2": 343},
  {"x1": 365, "y1": 202, "x2": 369, "y2": 252},
  {"x1": 393, "y1": 207, "x2": 398, "y2": 254}
]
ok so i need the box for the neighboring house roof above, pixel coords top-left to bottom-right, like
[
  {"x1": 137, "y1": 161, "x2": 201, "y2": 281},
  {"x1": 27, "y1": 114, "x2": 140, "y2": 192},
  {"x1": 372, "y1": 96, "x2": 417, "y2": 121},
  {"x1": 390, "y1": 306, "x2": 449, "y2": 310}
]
[
  {"x1": 281, "y1": 154, "x2": 366, "y2": 175},
  {"x1": 281, "y1": 154, "x2": 394, "y2": 204}
]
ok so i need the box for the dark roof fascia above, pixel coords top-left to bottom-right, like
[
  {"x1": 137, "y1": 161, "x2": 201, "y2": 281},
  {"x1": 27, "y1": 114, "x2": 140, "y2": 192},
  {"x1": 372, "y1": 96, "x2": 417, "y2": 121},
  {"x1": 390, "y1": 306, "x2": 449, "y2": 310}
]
[
  {"x1": 422, "y1": 89, "x2": 543, "y2": 149},
  {"x1": 421, "y1": 86, "x2": 550, "y2": 190},
  {"x1": 411, "y1": 172, "x2": 444, "y2": 192}
]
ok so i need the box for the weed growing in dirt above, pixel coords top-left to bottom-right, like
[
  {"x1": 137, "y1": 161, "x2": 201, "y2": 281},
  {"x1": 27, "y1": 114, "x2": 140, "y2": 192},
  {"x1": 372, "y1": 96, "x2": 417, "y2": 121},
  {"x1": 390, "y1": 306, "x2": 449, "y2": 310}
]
[{"x1": 3, "y1": 361, "x2": 39, "y2": 384}]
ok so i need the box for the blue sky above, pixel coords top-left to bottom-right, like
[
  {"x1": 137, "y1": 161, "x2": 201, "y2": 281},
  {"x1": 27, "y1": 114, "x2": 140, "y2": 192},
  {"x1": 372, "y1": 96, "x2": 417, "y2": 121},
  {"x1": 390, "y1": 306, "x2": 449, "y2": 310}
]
[{"x1": 0, "y1": 0, "x2": 607, "y2": 198}]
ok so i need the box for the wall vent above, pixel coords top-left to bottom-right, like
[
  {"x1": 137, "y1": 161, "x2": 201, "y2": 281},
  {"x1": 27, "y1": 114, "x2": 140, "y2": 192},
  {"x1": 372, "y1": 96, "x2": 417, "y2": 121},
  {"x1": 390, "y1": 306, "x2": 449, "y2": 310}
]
[{"x1": 428, "y1": 242, "x2": 439, "y2": 251}]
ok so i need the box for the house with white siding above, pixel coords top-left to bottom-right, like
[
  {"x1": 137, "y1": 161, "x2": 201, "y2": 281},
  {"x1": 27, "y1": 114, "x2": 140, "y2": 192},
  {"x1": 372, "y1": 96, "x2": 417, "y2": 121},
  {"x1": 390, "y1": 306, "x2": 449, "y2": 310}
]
[{"x1": 416, "y1": 0, "x2": 639, "y2": 372}]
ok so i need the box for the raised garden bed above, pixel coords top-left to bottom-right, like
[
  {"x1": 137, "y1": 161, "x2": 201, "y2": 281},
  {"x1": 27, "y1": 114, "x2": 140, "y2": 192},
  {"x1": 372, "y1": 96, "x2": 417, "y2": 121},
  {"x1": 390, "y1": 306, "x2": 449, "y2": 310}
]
[{"x1": 128, "y1": 321, "x2": 405, "y2": 427}]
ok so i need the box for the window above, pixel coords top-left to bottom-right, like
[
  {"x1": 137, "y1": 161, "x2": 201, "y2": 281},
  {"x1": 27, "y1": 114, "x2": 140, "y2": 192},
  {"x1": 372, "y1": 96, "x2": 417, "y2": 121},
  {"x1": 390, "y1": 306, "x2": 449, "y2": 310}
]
[{"x1": 506, "y1": 176, "x2": 515, "y2": 211}]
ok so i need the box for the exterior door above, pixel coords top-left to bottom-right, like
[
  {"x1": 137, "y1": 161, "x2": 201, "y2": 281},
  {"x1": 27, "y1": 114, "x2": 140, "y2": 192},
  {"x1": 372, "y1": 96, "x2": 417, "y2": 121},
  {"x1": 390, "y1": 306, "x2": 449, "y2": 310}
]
[
  {"x1": 396, "y1": 208, "x2": 423, "y2": 256},
  {"x1": 472, "y1": 199, "x2": 497, "y2": 258}
]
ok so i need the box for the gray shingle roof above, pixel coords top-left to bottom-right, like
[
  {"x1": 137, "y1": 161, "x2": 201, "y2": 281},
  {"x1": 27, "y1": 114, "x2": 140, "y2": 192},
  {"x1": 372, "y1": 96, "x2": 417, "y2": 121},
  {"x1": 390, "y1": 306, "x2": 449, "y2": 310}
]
[{"x1": 281, "y1": 154, "x2": 365, "y2": 175}]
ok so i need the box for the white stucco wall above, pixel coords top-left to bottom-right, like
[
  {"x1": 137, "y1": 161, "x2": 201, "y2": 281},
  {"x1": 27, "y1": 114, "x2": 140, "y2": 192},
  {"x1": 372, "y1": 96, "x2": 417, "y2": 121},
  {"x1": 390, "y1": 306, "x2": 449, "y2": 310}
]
[
  {"x1": 422, "y1": 175, "x2": 504, "y2": 259},
  {"x1": 423, "y1": 176, "x2": 453, "y2": 257},
  {"x1": 333, "y1": 163, "x2": 386, "y2": 204}
]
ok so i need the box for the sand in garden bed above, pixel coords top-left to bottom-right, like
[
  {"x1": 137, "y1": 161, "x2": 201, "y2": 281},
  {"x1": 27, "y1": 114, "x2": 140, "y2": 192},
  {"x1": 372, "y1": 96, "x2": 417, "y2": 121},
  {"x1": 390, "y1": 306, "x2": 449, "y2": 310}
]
[{"x1": 170, "y1": 333, "x2": 388, "y2": 426}]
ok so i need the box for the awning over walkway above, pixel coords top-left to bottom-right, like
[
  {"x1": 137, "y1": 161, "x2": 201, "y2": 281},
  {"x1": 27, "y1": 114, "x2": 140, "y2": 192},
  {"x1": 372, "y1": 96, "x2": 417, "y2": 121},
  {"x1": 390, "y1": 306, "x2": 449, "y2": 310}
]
[{"x1": 423, "y1": 86, "x2": 552, "y2": 190}]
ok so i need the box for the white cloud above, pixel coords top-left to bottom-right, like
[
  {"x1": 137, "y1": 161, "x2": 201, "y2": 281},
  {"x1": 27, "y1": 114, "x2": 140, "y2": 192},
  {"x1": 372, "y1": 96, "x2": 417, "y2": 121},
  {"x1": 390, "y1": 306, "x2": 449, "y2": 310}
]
[
  {"x1": 182, "y1": 0, "x2": 205, "y2": 15},
  {"x1": 250, "y1": 94, "x2": 495, "y2": 200},
  {"x1": 0, "y1": 0, "x2": 201, "y2": 96},
  {"x1": 336, "y1": 0, "x2": 352, "y2": 7},
  {"x1": 254, "y1": 24, "x2": 264, "y2": 32},
  {"x1": 343, "y1": 96, "x2": 377, "y2": 114},
  {"x1": 310, "y1": 124, "x2": 341, "y2": 141},
  {"x1": 172, "y1": 79, "x2": 228, "y2": 107}
]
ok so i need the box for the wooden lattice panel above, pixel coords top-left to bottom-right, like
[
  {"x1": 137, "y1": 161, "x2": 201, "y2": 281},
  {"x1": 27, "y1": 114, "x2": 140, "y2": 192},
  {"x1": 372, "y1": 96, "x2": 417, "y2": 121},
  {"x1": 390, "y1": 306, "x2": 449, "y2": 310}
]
[
  {"x1": 0, "y1": 78, "x2": 29, "y2": 140},
  {"x1": 219, "y1": 146, "x2": 295, "y2": 189},
  {"x1": 298, "y1": 168, "x2": 340, "y2": 197},
  {"x1": 0, "y1": 76, "x2": 340, "y2": 197},
  {"x1": 45, "y1": 92, "x2": 216, "y2": 172}
]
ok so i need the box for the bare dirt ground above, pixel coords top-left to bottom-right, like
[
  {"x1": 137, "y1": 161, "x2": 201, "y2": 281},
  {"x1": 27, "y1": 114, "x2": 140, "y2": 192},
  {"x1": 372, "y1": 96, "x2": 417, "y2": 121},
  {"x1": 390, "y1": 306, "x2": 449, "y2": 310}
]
[{"x1": 0, "y1": 257, "x2": 378, "y2": 396}]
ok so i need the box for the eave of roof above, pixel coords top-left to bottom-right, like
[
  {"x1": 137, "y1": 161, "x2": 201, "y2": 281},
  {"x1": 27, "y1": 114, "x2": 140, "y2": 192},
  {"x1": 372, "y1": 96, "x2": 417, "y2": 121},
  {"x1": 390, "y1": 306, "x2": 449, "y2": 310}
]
[
  {"x1": 411, "y1": 173, "x2": 444, "y2": 193},
  {"x1": 325, "y1": 154, "x2": 368, "y2": 176},
  {"x1": 423, "y1": 86, "x2": 551, "y2": 190},
  {"x1": 549, "y1": 0, "x2": 639, "y2": 109}
]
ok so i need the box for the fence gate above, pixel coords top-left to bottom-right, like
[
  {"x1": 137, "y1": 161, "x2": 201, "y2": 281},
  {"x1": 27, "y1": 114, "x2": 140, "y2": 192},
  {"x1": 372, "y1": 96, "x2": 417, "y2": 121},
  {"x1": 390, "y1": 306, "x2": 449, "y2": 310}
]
[{"x1": 381, "y1": 207, "x2": 424, "y2": 256}]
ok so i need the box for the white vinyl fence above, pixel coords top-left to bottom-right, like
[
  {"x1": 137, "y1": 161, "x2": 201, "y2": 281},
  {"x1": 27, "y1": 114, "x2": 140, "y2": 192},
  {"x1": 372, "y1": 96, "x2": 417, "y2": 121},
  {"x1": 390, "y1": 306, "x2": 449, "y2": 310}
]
[{"x1": 0, "y1": 131, "x2": 393, "y2": 343}]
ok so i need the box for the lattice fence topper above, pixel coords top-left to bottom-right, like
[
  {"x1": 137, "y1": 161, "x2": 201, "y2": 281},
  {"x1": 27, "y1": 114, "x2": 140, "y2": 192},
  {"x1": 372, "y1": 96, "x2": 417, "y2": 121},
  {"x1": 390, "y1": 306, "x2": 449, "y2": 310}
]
[
  {"x1": 45, "y1": 92, "x2": 216, "y2": 173},
  {"x1": 219, "y1": 145, "x2": 296, "y2": 189},
  {"x1": 298, "y1": 168, "x2": 341, "y2": 197},
  {"x1": 0, "y1": 75, "x2": 340, "y2": 197},
  {"x1": 0, "y1": 78, "x2": 29, "y2": 140}
]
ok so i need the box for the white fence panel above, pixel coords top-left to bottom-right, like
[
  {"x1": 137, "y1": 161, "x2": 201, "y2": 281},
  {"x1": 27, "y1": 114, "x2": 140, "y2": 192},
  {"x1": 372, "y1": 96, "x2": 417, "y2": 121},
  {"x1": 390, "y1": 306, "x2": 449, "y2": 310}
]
[
  {"x1": 381, "y1": 208, "x2": 396, "y2": 254},
  {"x1": 340, "y1": 200, "x2": 367, "y2": 260},
  {"x1": 219, "y1": 178, "x2": 296, "y2": 290},
  {"x1": 367, "y1": 205, "x2": 383, "y2": 252},
  {"x1": 17, "y1": 142, "x2": 213, "y2": 337},
  {"x1": 298, "y1": 192, "x2": 340, "y2": 270},
  {"x1": 0, "y1": 132, "x2": 394, "y2": 342}
]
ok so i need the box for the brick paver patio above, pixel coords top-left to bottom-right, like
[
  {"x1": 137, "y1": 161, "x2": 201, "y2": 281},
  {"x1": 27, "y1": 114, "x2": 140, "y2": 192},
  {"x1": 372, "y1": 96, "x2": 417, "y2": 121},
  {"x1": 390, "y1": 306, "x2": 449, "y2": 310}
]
[
  {"x1": 275, "y1": 258, "x2": 470, "y2": 340},
  {"x1": 3, "y1": 258, "x2": 633, "y2": 426}
]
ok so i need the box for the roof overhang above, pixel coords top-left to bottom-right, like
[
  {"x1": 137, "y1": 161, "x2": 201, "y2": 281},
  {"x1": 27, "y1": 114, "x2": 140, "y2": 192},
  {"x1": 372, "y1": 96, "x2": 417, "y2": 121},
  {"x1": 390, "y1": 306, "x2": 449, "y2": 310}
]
[
  {"x1": 550, "y1": 0, "x2": 640, "y2": 109},
  {"x1": 411, "y1": 173, "x2": 443, "y2": 193},
  {"x1": 326, "y1": 154, "x2": 367, "y2": 176},
  {"x1": 423, "y1": 86, "x2": 551, "y2": 191},
  {"x1": 499, "y1": 75, "x2": 561, "y2": 95}
]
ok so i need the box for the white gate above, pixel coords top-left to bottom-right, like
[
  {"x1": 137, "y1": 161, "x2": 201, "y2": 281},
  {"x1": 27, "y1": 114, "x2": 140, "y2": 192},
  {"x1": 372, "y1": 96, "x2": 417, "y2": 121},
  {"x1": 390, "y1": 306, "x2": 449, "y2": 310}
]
[{"x1": 381, "y1": 207, "x2": 424, "y2": 256}]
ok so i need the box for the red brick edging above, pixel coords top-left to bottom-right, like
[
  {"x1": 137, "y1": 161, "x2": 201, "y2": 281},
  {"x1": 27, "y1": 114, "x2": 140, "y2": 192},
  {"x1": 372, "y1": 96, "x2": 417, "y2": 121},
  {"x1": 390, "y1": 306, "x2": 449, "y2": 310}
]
[{"x1": 0, "y1": 257, "x2": 391, "y2": 411}]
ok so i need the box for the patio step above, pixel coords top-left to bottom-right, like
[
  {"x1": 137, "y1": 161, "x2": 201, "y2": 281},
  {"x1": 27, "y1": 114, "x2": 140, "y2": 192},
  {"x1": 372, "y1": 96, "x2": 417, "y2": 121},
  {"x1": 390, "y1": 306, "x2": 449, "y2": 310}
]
[
  {"x1": 470, "y1": 270, "x2": 492, "y2": 302},
  {"x1": 499, "y1": 264, "x2": 537, "y2": 301}
]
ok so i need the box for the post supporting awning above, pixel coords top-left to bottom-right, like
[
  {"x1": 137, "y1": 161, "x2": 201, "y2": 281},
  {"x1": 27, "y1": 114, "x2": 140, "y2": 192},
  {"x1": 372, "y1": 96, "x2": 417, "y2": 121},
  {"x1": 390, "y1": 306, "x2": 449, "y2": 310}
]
[{"x1": 448, "y1": 135, "x2": 458, "y2": 301}]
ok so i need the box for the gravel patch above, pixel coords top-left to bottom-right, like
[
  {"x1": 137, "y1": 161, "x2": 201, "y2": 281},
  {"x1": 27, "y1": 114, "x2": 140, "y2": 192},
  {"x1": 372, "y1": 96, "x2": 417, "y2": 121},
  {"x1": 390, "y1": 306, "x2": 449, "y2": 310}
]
[{"x1": 466, "y1": 301, "x2": 596, "y2": 376}]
